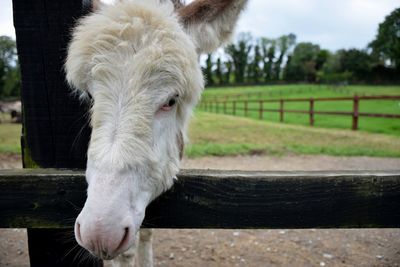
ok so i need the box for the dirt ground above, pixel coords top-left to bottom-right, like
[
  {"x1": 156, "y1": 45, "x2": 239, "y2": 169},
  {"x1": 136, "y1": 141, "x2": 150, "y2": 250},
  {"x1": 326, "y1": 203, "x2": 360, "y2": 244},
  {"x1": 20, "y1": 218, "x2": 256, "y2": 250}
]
[{"x1": 1, "y1": 154, "x2": 399, "y2": 267}]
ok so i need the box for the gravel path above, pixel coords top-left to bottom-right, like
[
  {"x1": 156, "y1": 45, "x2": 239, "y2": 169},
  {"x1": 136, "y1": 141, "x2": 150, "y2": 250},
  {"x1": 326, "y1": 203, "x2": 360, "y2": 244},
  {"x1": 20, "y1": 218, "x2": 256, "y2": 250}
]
[
  {"x1": 1, "y1": 154, "x2": 399, "y2": 267},
  {"x1": 182, "y1": 154, "x2": 400, "y2": 171}
]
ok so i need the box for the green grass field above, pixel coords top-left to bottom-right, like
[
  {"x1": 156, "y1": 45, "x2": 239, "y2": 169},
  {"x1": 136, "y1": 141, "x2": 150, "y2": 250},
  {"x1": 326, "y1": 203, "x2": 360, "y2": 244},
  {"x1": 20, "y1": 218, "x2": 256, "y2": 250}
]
[
  {"x1": 0, "y1": 123, "x2": 21, "y2": 154},
  {"x1": 1, "y1": 85, "x2": 400, "y2": 158},
  {"x1": 186, "y1": 111, "x2": 400, "y2": 158},
  {"x1": 200, "y1": 85, "x2": 400, "y2": 136},
  {"x1": 3, "y1": 113, "x2": 400, "y2": 158}
]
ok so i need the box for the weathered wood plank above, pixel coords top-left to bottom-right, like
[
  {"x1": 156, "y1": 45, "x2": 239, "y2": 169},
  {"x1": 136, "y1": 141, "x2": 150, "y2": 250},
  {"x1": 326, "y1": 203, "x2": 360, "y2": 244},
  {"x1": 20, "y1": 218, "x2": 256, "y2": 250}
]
[
  {"x1": 1, "y1": 169, "x2": 399, "y2": 229},
  {"x1": 13, "y1": 0, "x2": 98, "y2": 264}
]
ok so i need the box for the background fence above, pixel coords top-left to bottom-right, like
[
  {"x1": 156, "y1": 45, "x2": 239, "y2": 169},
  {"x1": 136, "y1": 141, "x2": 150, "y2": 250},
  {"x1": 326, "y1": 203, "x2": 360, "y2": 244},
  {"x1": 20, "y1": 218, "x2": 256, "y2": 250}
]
[
  {"x1": 200, "y1": 95, "x2": 400, "y2": 130},
  {"x1": 201, "y1": 86, "x2": 352, "y2": 101}
]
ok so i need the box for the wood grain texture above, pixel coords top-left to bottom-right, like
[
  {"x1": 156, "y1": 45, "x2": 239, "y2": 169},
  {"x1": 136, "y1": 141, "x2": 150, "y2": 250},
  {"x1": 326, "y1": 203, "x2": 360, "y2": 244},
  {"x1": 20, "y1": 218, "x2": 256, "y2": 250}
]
[
  {"x1": 13, "y1": 0, "x2": 95, "y2": 264},
  {"x1": 1, "y1": 169, "x2": 399, "y2": 229},
  {"x1": 14, "y1": 0, "x2": 92, "y2": 169}
]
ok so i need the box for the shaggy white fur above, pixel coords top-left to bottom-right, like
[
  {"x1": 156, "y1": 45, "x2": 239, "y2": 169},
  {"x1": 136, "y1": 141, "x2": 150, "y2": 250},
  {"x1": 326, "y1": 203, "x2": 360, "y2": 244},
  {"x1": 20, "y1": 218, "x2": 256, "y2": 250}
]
[
  {"x1": 65, "y1": 0, "x2": 247, "y2": 266},
  {"x1": 67, "y1": 0, "x2": 203, "y2": 192}
]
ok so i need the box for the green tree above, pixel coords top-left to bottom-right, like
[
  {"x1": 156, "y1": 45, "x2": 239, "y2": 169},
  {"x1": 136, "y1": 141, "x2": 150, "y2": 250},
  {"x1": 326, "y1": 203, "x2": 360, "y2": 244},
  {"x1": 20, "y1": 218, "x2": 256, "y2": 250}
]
[
  {"x1": 260, "y1": 38, "x2": 275, "y2": 82},
  {"x1": 369, "y1": 8, "x2": 400, "y2": 69},
  {"x1": 273, "y1": 33, "x2": 296, "y2": 80},
  {"x1": 284, "y1": 42, "x2": 321, "y2": 82},
  {"x1": 215, "y1": 57, "x2": 223, "y2": 85},
  {"x1": 226, "y1": 32, "x2": 252, "y2": 84},
  {"x1": 203, "y1": 53, "x2": 214, "y2": 86},
  {"x1": 224, "y1": 61, "x2": 232, "y2": 85},
  {"x1": 250, "y1": 44, "x2": 262, "y2": 83},
  {"x1": 339, "y1": 49, "x2": 372, "y2": 81},
  {"x1": 0, "y1": 36, "x2": 20, "y2": 98},
  {"x1": 315, "y1": 49, "x2": 330, "y2": 71}
]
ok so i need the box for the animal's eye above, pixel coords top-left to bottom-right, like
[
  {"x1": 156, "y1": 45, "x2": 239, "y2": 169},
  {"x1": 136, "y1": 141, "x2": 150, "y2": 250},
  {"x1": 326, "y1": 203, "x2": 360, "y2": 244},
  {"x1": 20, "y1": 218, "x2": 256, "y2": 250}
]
[
  {"x1": 168, "y1": 98, "x2": 176, "y2": 107},
  {"x1": 160, "y1": 94, "x2": 179, "y2": 111}
]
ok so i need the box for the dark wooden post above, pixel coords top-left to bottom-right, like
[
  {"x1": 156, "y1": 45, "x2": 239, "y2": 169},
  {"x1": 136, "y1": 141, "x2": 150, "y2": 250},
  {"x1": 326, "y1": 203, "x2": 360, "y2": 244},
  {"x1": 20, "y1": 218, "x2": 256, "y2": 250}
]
[
  {"x1": 352, "y1": 95, "x2": 359, "y2": 130},
  {"x1": 259, "y1": 101, "x2": 263, "y2": 120},
  {"x1": 309, "y1": 98, "x2": 315, "y2": 126},
  {"x1": 244, "y1": 101, "x2": 248, "y2": 117},
  {"x1": 233, "y1": 101, "x2": 236, "y2": 115},
  {"x1": 13, "y1": 0, "x2": 102, "y2": 266},
  {"x1": 216, "y1": 102, "x2": 219, "y2": 113},
  {"x1": 280, "y1": 99, "x2": 284, "y2": 122},
  {"x1": 223, "y1": 101, "x2": 227, "y2": 114}
]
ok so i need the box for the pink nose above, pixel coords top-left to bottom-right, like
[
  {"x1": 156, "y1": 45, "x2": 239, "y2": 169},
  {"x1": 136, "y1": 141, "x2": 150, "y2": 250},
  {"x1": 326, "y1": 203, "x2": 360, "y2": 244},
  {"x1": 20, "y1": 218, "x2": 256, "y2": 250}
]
[{"x1": 75, "y1": 220, "x2": 133, "y2": 260}]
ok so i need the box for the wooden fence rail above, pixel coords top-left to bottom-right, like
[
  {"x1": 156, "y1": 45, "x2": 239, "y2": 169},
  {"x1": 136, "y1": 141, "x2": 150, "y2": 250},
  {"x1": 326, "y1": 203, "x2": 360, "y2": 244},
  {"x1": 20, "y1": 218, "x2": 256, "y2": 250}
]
[
  {"x1": 200, "y1": 95, "x2": 400, "y2": 130},
  {"x1": 202, "y1": 86, "x2": 351, "y2": 101},
  {"x1": 1, "y1": 169, "x2": 400, "y2": 229}
]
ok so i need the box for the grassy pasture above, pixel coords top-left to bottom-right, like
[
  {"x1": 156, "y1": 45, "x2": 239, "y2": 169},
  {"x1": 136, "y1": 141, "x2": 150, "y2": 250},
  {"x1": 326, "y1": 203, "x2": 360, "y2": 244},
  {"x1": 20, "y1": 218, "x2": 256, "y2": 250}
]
[
  {"x1": 3, "y1": 113, "x2": 400, "y2": 158},
  {"x1": 0, "y1": 122, "x2": 21, "y2": 154},
  {"x1": 186, "y1": 111, "x2": 400, "y2": 158},
  {"x1": 201, "y1": 85, "x2": 400, "y2": 136},
  {"x1": 1, "y1": 84, "x2": 400, "y2": 158}
]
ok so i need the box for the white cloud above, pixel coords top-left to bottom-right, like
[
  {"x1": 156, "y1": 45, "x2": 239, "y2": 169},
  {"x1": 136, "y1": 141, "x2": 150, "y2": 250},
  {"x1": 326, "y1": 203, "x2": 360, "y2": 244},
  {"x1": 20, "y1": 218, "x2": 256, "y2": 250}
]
[{"x1": 236, "y1": 0, "x2": 399, "y2": 51}]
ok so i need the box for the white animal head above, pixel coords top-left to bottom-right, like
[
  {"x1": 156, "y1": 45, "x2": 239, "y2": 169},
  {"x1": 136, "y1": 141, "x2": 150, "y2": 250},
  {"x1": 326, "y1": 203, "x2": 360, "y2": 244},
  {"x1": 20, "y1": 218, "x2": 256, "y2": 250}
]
[{"x1": 65, "y1": 0, "x2": 247, "y2": 260}]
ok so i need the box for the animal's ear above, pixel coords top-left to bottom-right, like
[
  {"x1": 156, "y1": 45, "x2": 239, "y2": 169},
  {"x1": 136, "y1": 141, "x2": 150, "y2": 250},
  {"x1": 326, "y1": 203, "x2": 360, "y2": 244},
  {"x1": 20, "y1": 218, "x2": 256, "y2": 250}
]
[{"x1": 177, "y1": 0, "x2": 248, "y2": 54}]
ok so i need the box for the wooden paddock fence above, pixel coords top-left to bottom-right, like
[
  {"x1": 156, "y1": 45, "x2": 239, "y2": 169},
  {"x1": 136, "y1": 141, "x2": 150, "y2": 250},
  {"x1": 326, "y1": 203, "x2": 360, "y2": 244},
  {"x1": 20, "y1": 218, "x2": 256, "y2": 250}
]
[
  {"x1": 202, "y1": 86, "x2": 351, "y2": 101},
  {"x1": 200, "y1": 95, "x2": 400, "y2": 130},
  {"x1": 1, "y1": 169, "x2": 400, "y2": 229}
]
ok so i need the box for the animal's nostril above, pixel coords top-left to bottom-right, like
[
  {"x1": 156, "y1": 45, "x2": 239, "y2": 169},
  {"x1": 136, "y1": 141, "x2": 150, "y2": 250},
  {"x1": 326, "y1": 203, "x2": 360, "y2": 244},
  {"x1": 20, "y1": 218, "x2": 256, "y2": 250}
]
[{"x1": 115, "y1": 227, "x2": 130, "y2": 252}]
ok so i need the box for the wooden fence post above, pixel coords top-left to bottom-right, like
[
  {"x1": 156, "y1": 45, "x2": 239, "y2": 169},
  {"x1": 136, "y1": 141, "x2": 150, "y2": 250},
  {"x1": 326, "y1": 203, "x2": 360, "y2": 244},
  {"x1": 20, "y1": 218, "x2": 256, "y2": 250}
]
[
  {"x1": 259, "y1": 101, "x2": 263, "y2": 120},
  {"x1": 223, "y1": 102, "x2": 227, "y2": 114},
  {"x1": 233, "y1": 101, "x2": 236, "y2": 115},
  {"x1": 216, "y1": 102, "x2": 219, "y2": 113},
  {"x1": 244, "y1": 101, "x2": 248, "y2": 117},
  {"x1": 309, "y1": 98, "x2": 315, "y2": 126},
  {"x1": 280, "y1": 99, "x2": 284, "y2": 122},
  {"x1": 13, "y1": 0, "x2": 103, "y2": 266},
  {"x1": 352, "y1": 95, "x2": 359, "y2": 130}
]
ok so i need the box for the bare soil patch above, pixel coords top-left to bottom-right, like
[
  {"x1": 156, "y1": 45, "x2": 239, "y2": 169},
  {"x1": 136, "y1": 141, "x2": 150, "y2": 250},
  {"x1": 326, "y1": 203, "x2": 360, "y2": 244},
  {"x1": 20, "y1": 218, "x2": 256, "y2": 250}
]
[
  {"x1": 182, "y1": 154, "x2": 400, "y2": 171},
  {"x1": 1, "y1": 154, "x2": 399, "y2": 267}
]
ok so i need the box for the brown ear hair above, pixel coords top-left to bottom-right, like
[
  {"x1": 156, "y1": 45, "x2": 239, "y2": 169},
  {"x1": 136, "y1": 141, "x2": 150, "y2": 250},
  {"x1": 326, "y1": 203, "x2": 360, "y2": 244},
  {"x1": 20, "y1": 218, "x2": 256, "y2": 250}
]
[
  {"x1": 175, "y1": 0, "x2": 248, "y2": 53},
  {"x1": 178, "y1": 0, "x2": 234, "y2": 24}
]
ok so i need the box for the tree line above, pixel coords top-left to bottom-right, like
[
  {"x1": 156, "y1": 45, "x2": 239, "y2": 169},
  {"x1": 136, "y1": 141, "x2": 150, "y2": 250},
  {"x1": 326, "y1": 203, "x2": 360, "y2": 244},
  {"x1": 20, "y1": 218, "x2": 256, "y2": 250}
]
[
  {"x1": 0, "y1": 36, "x2": 20, "y2": 99},
  {"x1": 0, "y1": 8, "x2": 399, "y2": 98},
  {"x1": 203, "y1": 7, "x2": 400, "y2": 86}
]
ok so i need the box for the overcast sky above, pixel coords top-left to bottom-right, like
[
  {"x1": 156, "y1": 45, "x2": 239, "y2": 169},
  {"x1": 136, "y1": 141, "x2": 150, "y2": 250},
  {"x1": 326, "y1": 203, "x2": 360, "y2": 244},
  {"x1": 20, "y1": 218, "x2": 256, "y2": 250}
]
[{"x1": 0, "y1": 0, "x2": 399, "y2": 51}]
